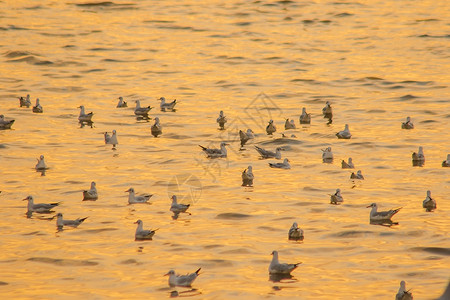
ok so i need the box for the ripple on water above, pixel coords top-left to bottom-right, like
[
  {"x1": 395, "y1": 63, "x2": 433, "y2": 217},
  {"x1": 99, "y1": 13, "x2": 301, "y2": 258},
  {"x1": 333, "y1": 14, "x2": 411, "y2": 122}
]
[
  {"x1": 410, "y1": 247, "x2": 450, "y2": 256},
  {"x1": 27, "y1": 257, "x2": 99, "y2": 266},
  {"x1": 215, "y1": 213, "x2": 252, "y2": 219}
]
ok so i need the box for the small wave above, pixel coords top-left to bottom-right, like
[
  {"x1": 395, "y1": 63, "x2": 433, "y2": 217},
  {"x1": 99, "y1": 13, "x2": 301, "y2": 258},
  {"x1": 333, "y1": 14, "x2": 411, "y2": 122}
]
[
  {"x1": 120, "y1": 259, "x2": 142, "y2": 265},
  {"x1": 7, "y1": 56, "x2": 53, "y2": 65},
  {"x1": 216, "y1": 213, "x2": 251, "y2": 219},
  {"x1": 399, "y1": 94, "x2": 419, "y2": 100},
  {"x1": 411, "y1": 247, "x2": 450, "y2": 256},
  {"x1": 335, "y1": 12, "x2": 354, "y2": 17},
  {"x1": 0, "y1": 25, "x2": 29, "y2": 31},
  {"x1": 417, "y1": 34, "x2": 450, "y2": 39},
  {"x1": 82, "y1": 228, "x2": 119, "y2": 234},
  {"x1": 27, "y1": 257, "x2": 99, "y2": 266},
  {"x1": 330, "y1": 230, "x2": 373, "y2": 238},
  {"x1": 0, "y1": 282, "x2": 7, "y2": 286}
]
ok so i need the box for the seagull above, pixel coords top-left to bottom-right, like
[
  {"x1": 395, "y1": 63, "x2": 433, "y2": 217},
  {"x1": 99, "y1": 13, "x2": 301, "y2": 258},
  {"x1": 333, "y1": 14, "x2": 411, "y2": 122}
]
[
  {"x1": 401, "y1": 116, "x2": 414, "y2": 129},
  {"x1": 116, "y1": 96, "x2": 127, "y2": 108},
  {"x1": 165, "y1": 268, "x2": 201, "y2": 287},
  {"x1": 330, "y1": 188, "x2": 343, "y2": 204},
  {"x1": 288, "y1": 222, "x2": 304, "y2": 241},
  {"x1": 125, "y1": 187, "x2": 152, "y2": 204},
  {"x1": 19, "y1": 94, "x2": 31, "y2": 107},
  {"x1": 78, "y1": 105, "x2": 93, "y2": 122},
  {"x1": 217, "y1": 110, "x2": 227, "y2": 129},
  {"x1": 442, "y1": 154, "x2": 450, "y2": 167},
  {"x1": 367, "y1": 203, "x2": 401, "y2": 223},
  {"x1": 242, "y1": 165, "x2": 254, "y2": 187},
  {"x1": 104, "y1": 130, "x2": 118, "y2": 148},
  {"x1": 423, "y1": 190, "x2": 436, "y2": 212},
  {"x1": 35, "y1": 155, "x2": 47, "y2": 170},
  {"x1": 158, "y1": 97, "x2": 177, "y2": 111},
  {"x1": 32, "y1": 98, "x2": 43, "y2": 113},
  {"x1": 82, "y1": 181, "x2": 98, "y2": 201},
  {"x1": 396, "y1": 280, "x2": 413, "y2": 300},
  {"x1": 412, "y1": 146, "x2": 425, "y2": 162},
  {"x1": 0, "y1": 115, "x2": 15, "y2": 129},
  {"x1": 239, "y1": 129, "x2": 254, "y2": 147},
  {"x1": 266, "y1": 119, "x2": 276, "y2": 135},
  {"x1": 322, "y1": 101, "x2": 332, "y2": 118},
  {"x1": 322, "y1": 147, "x2": 333, "y2": 161},
  {"x1": 23, "y1": 195, "x2": 59, "y2": 213},
  {"x1": 151, "y1": 117, "x2": 162, "y2": 137},
  {"x1": 336, "y1": 124, "x2": 352, "y2": 139},
  {"x1": 269, "y1": 158, "x2": 290, "y2": 169},
  {"x1": 341, "y1": 158, "x2": 354, "y2": 169},
  {"x1": 350, "y1": 170, "x2": 364, "y2": 180},
  {"x1": 56, "y1": 213, "x2": 88, "y2": 229},
  {"x1": 134, "y1": 219, "x2": 157, "y2": 240},
  {"x1": 284, "y1": 119, "x2": 296, "y2": 130},
  {"x1": 269, "y1": 251, "x2": 301, "y2": 275},
  {"x1": 170, "y1": 195, "x2": 190, "y2": 214},
  {"x1": 199, "y1": 142, "x2": 228, "y2": 158},
  {"x1": 299, "y1": 107, "x2": 311, "y2": 124},
  {"x1": 134, "y1": 100, "x2": 152, "y2": 117},
  {"x1": 255, "y1": 146, "x2": 282, "y2": 159}
]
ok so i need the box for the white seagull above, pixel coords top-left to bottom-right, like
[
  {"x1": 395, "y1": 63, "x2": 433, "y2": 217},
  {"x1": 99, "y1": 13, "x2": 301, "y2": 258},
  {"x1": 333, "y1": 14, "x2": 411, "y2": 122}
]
[
  {"x1": 242, "y1": 165, "x2": 254, "y2": 187},
  {"x1": 78, "y1": 105, "x2": 93, "y2": 122},
  {"x1": 412, "y1": 146, "x2": 425, "y2": 162},
  {"x1": 134, "y1": 219, "x2": 157, "y2": 240},
  {"x1": 322, "y1": 147, "x2": 333, "y2": 161},
  {"x1": 299, "y1": 107, "x2": 311, "y2": 124},
  {"x1": 284, "y1": 119, "x2": 296, "y2": 130},
  {"x1": 239, "y1": 129, "x2": 254, "y2": 147},
  {"x1": 23, "y1": 195, "x2": 59, "y2": 213},
  {"x1": 125, "y1": 187, "x2": 153, "y2": 204},
  {"x1": 170, "y1": 195, "x2": 190, "y2": 214},
  {"x1": 151, "y1": 117, "x2": 162, "y2": 137},
  {"x1": 199, "y1": 142, "x2": 228, "y2": 158},
  {"x1": 336, "y1": 124, "x2": 351, "y2": 139},
  {"x1": 104, "y1": 130, "x2": 118, "y2": 147},
  {"x1": 158, "y1": 97, "x2": 177, "y2": 111},
  {"x1": 322, "y1": 101, "x2": 332, "y2": 117},
  {"x1": 396, "y1": 280, "x2": 413, "y2": 300},
  {"x1": 423, "y1": 190, "x2": 436, "y2": 212},
  {"x1": 266, "y1": 119, "x2": 276, "y2": 135},
  {"x1": 350, "y1": 170, "x2": 364, "y2": 180},
  {"x1": 82, "y1": 181, "x2": 98, "y2": 201},
  {"x1": 117, "y1": 96, "x2": 127, "y2": 108},
  {"x1": 401, "y1": 117, "x2": 414, "y2": 129},
  {"x1": 442, "y1": 154, "x2": 450, "y2": 167},
  {"x1": 367, "y1": 203, "x2": 401, "y2": 223},
  {"x1": 288, "y1": 222, "x2": 304, "y2": 241},
  {"x1": 165, "y1": 268, "x2": 201, "y2": 287},
  {"x1": 32, "y1": 98, "x2": 43, "y2": 113},
  {"x1": 134, "y1": 100, "x2": 152, "y2": 116},
  {"x1": 341, "y1": 157, "x2": 354, "y2": 169},
  {"x1": 56, "y1": 213, "x2": 88, "y2": 229},
  {"x1": 19, "y1": 94, "x2": 31, "y2": 107},
  {"x1": 0, "y1": 115, "x2": 15, "y2": 129},
  {"x1": 330, "y1": 188, "x2": 343, "y2": 204},
  {"x1": 269, "y1": 158, "x2": 290, "y2": 169},
  {"x1": 269, "y1": 251, "x2": 301, "y2": 275},
  {"x1": 255, "y1": 146, "x2": 282, "y2": 159},
  {"x1": 217, "y1": 110, "x2": 227, "y2": 129},
  {"x1": 35, "y1": 155, "x2": 47, "y2": 170}
]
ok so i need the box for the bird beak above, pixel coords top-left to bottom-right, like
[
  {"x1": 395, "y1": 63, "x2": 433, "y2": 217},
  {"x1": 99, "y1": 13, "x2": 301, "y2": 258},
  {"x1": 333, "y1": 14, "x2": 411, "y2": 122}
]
[
  {"x1": 134, "y1": 221, "x2": 138, "y2": 224},
  {"x1": 125, "y1": 189, "x2": 130, "y2": 192},
  {"x1": 22, "y1": 198, "x2": 28, "y2": 201},
  {"x1": 164, "y1": 272, "x2": 170, "y2": 276},
  {"x1": 366, "y1": 205, "x2": 372, "y2": 208}
]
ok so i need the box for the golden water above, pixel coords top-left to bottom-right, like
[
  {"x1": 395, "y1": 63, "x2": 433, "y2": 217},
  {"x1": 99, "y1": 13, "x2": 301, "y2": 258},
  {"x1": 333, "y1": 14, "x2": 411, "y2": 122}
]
[{"x1": 0, "y1": 0, "x2": 449, "y2": 299}]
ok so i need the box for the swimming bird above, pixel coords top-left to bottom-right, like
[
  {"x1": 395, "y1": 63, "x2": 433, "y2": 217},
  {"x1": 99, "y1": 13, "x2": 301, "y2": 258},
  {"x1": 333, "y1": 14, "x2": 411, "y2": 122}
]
[
  {"x1": 78, "y1": 105, "x2": 93, "y2": 122},
  {"x1": 269, "y1": 251, "x2": 301, "y2": 275},
  {"x1": 423, "y1": 190, "x2": 436, "y2": 212},
  {"x1": 442, "y1": 154, "x2": 450, "y2": 167},
  {"x1": 336, "y1": 124, "x2": 351, "y2": 139},
  {"x1": 322, "y1": 101, "x2": 332, "y2": 118},
  {"x1": 322, "y1": 147, "x2": 333, "y2": 161},
  {"x1": 0, "y1": 115, "x2": 15, "y2": 129},
  {"x1": 125, "y1": 187, "x2": 152, "y2": 204},
  {"x1": 284, "y1": 119, "x2": 296, "y2": 130},
  {"x1": 412, "y1": 146, "x2": 425, "y2": 166},
  {"x1": 350, "y1": 170, "x2": 364, "y2": 179},
  {"x1": 199, "y1": 142, "x2": 228, "y2": 158},
  {"x1": 217, "y1": 110, "x2": 227, "y2": 129},
  {"x1": 151, "y1": 117, "x2": 162, "y2": 137},
  {"x1": 82, "y1": 181, "x2": 98, "y2": 201},
  {"x1": 239, "y1": 129, "x2": 254, "y2": 147},
  {"x1": 19, "y1": 94, "x2": 31, "y2": 107},
  {"x1": 396, "y1": 280, "x2": 413, "y2": 300},
  {"x1": 56, "y1": 213, "x2": 88, "y2": 229},
  {"x1": 330, "y1": 188, "x2": 343, "y2": 204},
  {"x1": 269, "y1": 158, "x2": 290, "y2": 169},
  {"x1": 255, "y1": 146, "x2": 282, "y2": 159},
  {"x1": 134, "y1": 100, "x2": 152, "y2": 117},
  {"x1": 32, "y1": 98, "x2": 43, "y2": 113},
  {"x1": 165, "y1": 268, "x2": 201, "y2": 287},
  {"x1": 341, "y1": 157, "x2": 354, "y2": 169},
  {"x1": 266, "y1": 120, "x2": 276, "y2": 135},
  {"x1": 401, "y1": 116, "x2": 414, "y2": 129},
  {"x1": 134, "y1": 219, "x2": 156, "y2": 240},
  {"x1": 367, "y1": 203, "x2": 401, "y2": 223},
  {"x1": 299, "y1": 107, "x2": 311, "y2": 124},
  {"x1": 104, "y1": 130, "x2": 118, "y2": 148},
  {"x1": 242, "y1": 165, "x2": 254, "y2": 186},
  {"x1": 288, "y1": 222, "x2": 304, "y2": 241},
  {"x1": 35, "y1": 155, "x2": 47, "y2": 170},
  {"x1": 23, "y1": 195, "x2": 59, "y2": 213},
  {"x1": 170, "y1": 195, "x2": 190, "y2": 214},
  {"x1": 116, "y1": 96, "x2": 127, "y2": 108},
  {"x1": 158, "y1": 97, "x2": 177, "y2": 111}
]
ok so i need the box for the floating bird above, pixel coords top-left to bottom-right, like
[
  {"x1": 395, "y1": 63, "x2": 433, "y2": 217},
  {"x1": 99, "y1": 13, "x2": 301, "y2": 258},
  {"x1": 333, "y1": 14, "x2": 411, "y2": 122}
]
[
  {"x1": 35, "y1": 155, "x2": 47, "y2": 170},
  {"x1": 269, "y1": 251, "x2": 301, "y2": 275},
  {"x1": 217, "y1": 110, "x2": 227, "y2": 129},
  {"x1": 239, "y1": 129, "x2": 254, "y2": 147},
  {"x1": 165, "y1": 268, "x2": 201, "y2": 287},
  {"x1": 0, "y1": 115, "x2": 15, "y2": 129},
  {"x1": 288, "y1": 222, "x2": 304, "y2": 241},
  {"x1": 322, "y1": 147, "x2": 333, "y2": 161},
  {"x1": 341, "y1": 157, "x2": 354, "y2": 169},
  {"x1": 158, "y1": 97, "x2": 177, "y2": 111},
  {"x1": 199, "y1": 142, "x2": 228, "y2": 158},
  {"x1": 125, "y1": 187, "x2": 152, "y2": 204},
  {"x1": 32, "y1": 98, "x2": 43, "y2": 113},
  {"x1": 396, "y1": 280, "x2": 413, "y2": 300},
  {"x1": 104, "y1": 130, "x2": 118, "y2": 148},
  {"x1": 284, "y1": 119, "x2": 296, "y2": 130},
  {"x1": 255, "y1": 146, "x2": 282, "y2": 159},
  {"x1": 170, "y1": 195, "x2": 190, "y2": 214},
  {"x1": 134, "y1": 219, "x2": 156, "y2": 240},
  {"x1": 56, "y1": 213, "x2": 88, "y2": 229},
  {"x1": 330, "y1": 188, "x2": 343, "y2": 204},
  {"x1": 401, "y1": 117, "x2": 414, "y2": 129},
  {"x1": 437, "y1": 280, "x2": 450, "y2": 300},
  {"x1": 82, "y1": 181, "x2": 98, "y2": 201},
  {"x1": 19, "y1": 94, "x2": 31, "y2": 107},
  {"x1": 299, "y1": 107, "x2": 311, "y2": 124},
  {"x1": 78, "y1": 105, "x2": 93, "y2": 122},
  {"x1": 266, "y1": 119, "x2": 276, "y2": 135},
  {"x1": 23, "y1": 195, "x2": 59, "y2": 213},
  {"x1": 151, "y1": 117, "x2": 162, "y2": 137},
  {"x1": 423, "y1": 190, "x2": 436, "y2": 212},
  {"x1": 336, "y1": 124, "x2": 352, "y2": 139},
  {"x1": 269, "y1": 158, "x2": 290, "y2": 169},
  {"x1": 367, "y1": 203, "x2": 401, "y2": 223},
  {"x1": 134, "y1": 100, "x2": 152, "y2": 117},
  {"x1": 242, "y1": 165, "x2": 254, "y2": 186},
  {"x1": 116, "y1": 96, "x2": 127, "y2": 108},
  {"x1": 322, "y1": 101, "x2": 332, "y2": 118},
  {"x1": 412, "y1": 146, "x2": 425, "y2": 166},
  {"x1": 442, "y1": 154, "x2": 450, "y2": 167},
  {"x1": 350, "y1": 170, "x2": 364, "y2": 180}
]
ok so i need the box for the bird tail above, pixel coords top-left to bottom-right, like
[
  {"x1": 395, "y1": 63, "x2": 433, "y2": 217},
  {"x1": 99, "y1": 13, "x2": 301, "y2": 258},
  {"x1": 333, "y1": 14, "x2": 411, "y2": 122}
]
[
  {"x1": 391, "y1": 207, "x2": 402, "y2": 216},
  {"x1": 195, "y1": 268, "x2": 201, "y2": 275},
  {"x1": 295, "y1": 262, "x2": 302, "y2": 267},
  {"x1": 199, "y1": 145, "x2": 207, "y2": 150},
  {"x1": 79, "y1": 217, "x2": 88, "y2": 223}
]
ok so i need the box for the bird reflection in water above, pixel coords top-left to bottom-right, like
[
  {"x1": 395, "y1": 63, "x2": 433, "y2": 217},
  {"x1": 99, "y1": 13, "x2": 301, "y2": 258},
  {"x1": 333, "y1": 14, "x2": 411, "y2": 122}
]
[
  {"x1": 269, "y1": 273, "x2": 298, "y2": 283},
  {"x1": 79, "y1": 120, "x2": 94, "y2": 128},
  {"x1": 169, "y1": 288, "x2": 201, "y2": 298}
]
